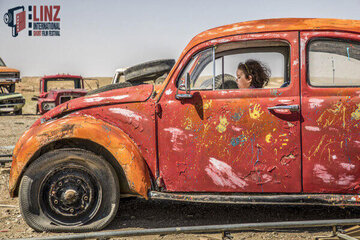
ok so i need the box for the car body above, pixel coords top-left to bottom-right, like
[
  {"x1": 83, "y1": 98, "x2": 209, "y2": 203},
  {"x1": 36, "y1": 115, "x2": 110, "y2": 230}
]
[
  {"x1": 9, "y1": 18, "x2": 360, "y2": 232},
  {"x1": 35, "y1": 74, "x2": 87, "y2": 114},
  {"x1": 0, "y1": 57, "x2": 25, "y2": 115}
]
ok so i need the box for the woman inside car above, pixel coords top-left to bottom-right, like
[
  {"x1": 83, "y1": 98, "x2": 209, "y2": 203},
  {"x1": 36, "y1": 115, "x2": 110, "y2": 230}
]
[{"x1": 236, "y1": 59, "x2": 271, "y2": 88}]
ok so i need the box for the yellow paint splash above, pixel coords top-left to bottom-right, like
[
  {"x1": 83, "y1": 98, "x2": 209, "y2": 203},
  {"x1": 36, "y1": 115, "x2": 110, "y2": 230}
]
[
  {"x1": 249, "y1": 104, "x2": 263, "y2": 120},
  {"x1": 184, "y1": 117, "x2": 193, "y2": 130},
  {"x1": 216, "y1": 116, "x2": 229, "y2": 133},
  {"x1": 351, "y1": 103, "x2": 360, "y2": 121},
  {"x1": 317, "y1": 101, "x2": 346, "y2": 128},
  {"x1": 265, "y1": 133, "x2": 273, "y2": 143},
  {"x1": 203, "y1": 100, "x2": 213, "y2": 110}
]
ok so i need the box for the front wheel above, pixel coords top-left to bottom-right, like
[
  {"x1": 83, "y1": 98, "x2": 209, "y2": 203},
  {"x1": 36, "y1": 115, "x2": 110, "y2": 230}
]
[{"x1": 19, "y1": 149, "x2": 120, "y2": 232}]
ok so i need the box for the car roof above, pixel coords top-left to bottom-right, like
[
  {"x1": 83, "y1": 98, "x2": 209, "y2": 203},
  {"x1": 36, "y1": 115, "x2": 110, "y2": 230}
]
[
  {"x1": 42, "y1": 74, "x2": 82, "y2": 80},
  {"x1": 182, "y1": 18, "x2": 360, "y2": 56}
]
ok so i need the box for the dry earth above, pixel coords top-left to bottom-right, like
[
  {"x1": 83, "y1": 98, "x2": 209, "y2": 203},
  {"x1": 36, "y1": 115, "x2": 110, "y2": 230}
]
[{"x1": 0, "y1": 79, "x2": 359, "y2": 239}]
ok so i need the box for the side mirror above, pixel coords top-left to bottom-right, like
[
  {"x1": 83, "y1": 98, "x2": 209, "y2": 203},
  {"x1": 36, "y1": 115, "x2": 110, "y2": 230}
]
[{"x1": 175, "y1": 73, "x2": 193, "y2": 100}]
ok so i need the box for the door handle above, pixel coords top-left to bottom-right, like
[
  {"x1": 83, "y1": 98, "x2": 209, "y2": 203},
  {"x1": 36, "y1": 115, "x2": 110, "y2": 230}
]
[{"x1": 267, "y1": 105, "x2": 300, "y2": 112}]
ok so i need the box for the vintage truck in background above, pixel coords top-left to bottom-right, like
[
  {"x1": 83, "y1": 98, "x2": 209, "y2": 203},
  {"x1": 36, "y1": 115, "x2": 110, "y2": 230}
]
[
  {"x1": 9, "y1": 18, "x2": 360, "y2": 232},
  {"x1": 32, "y1": 74, "x2": 87, "y2": 114},
  {"x1": 0, "y1": 57, "x2": 25, "y2": 115}
]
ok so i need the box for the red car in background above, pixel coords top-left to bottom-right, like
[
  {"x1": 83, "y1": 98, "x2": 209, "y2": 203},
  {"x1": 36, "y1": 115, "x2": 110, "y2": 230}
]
[{"x1": 34, "y1": 74, "x2": 87, "y2": 114}]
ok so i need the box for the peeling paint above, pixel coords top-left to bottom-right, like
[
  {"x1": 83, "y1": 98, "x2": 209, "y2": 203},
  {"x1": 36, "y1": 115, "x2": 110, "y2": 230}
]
[
  {"x1": 84, "y1": 95, "x2": 129, "y2": 103},
  {"x1": 313, "y1": 164, "x2": 334, "y2": 184},
  {"x1": 109, "y1": 108, "x2": 142, "y2": 121},
  {"x1": 309, "y1": 98, "x2": 324, "y2": 109},
  {"x1": 164, "y1": 127, "x2": 187, "y2": 152},
  {"x1": 165, "y1": 89, "x2": 173, "y2": 95},
  {"x1": 305, "y1": 126, "x2": 321, "y2": 131},
  {"x1": 205, "y1": 158, "x2": 247, "y2": 189}
]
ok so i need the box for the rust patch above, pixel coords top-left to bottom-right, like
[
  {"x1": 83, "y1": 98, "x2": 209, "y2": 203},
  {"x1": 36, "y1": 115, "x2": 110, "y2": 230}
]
[{"x1": 37, "y1": 124, "x2": 76, "y2": 144}]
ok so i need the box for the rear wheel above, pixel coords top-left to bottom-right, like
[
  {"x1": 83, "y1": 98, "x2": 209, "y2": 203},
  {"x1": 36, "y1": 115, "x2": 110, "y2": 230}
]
[{"x1": 19, "y1": 149, "x2": 120, "y2": 232}]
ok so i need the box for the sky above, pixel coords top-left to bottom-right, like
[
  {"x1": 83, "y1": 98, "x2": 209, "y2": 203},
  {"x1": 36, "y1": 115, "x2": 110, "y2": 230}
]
[{"x1": 0, "y1": 0, "x2": 359, "y2": 77}]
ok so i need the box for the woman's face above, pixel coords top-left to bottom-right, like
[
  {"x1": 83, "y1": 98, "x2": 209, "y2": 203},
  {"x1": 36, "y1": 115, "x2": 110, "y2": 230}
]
[{"x1": 236, "y1": 69, "x2": 252, "y2": 88}]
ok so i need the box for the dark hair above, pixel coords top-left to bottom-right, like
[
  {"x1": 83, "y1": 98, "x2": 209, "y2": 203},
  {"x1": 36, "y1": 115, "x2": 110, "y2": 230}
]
[{"x1": 237, "y1": 59, "x2": 271, "y2": 88}]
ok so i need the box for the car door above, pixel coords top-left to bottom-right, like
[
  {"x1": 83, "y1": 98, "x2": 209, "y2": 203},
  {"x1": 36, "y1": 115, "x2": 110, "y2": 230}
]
[
  {"x1": 157, "y1": 32, "x2": 302, "y2": 193},
  {"x1": 301, "y1": 31, "x2": 360, "y2": 193}
]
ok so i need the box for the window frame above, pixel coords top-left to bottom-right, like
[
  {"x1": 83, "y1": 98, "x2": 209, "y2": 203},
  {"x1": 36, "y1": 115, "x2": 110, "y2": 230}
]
[
  {"x1": 306, "y1": 37, "x2": 360, "y2": 88},
  {"x1": 215, "y1": 46, "x2": 290, "y2": 90},
  {"x1": 176, "y1": 42, "x2": 291, "y2": 91}
]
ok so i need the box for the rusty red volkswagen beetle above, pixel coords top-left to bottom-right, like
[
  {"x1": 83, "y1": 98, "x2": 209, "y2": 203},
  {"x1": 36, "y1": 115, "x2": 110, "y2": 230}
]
[{"x1": 9, "y1": 18, "x2": 360, "y2": 232}]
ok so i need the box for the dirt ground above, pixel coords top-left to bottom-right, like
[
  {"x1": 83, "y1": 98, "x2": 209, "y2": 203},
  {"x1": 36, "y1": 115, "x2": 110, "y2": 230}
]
[{"x1": 0, "y1": 101, "x2": 359, "y2": 239}]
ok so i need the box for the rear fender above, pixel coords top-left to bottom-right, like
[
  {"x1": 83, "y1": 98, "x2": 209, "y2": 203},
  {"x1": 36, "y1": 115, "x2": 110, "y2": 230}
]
[{"x1": 10, "y1": 115, "x2": 151, "y2": 198}]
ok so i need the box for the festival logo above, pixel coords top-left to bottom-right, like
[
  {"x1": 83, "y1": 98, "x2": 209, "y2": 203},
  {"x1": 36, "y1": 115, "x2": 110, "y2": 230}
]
[{"x1": 3, "y1": 5, "x2": 61, "y2": 37}]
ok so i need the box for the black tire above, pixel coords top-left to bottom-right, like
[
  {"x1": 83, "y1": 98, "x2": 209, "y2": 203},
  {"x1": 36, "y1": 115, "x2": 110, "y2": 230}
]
[
  {"x1": 124, "y1": 59, "x2": 175, "y2": 82},
  {"x1": 14, "y1": 109, "x2": 22, "y2": 115},
  {"x1": 199, "y1": 74, "x2": 238, "y2": 89},
  {"x1": 19, "y1": 149, "x2": 120, "y2": 232},
  {"x1": 86, "y1": 82, "x2": 133, "y2": 96}
]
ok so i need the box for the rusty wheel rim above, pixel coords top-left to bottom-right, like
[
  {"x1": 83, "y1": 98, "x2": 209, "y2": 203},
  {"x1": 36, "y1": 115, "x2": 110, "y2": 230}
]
[{"x1": 39, "y1": 165, "x2": 102, "y2": 226}]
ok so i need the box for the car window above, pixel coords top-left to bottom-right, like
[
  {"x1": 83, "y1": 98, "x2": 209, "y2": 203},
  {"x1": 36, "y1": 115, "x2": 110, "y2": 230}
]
[
  {"x1": 178, "y1": 43, "x2": 289, "y2": 90},
  {"x1": 309, "y1": 39, "x2": 360, "y2": 87},
  {"x1": 178, "y1": 48, "x2": 214, "y2": 90},
  {"x1": 45, "y1": 79, "x2": 82, "y2": 92},
  {"x1": 217, "y1": 49, "x2": 287, "y2": 89}
]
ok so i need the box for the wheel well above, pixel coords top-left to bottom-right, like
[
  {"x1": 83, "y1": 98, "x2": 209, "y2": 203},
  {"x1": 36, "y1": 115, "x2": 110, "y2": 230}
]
[{"x1": 15, "y1": 138, "x2": 133, "y2": 197}]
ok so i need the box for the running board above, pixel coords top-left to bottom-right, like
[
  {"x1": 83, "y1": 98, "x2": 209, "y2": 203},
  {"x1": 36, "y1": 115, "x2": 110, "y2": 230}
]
[{"x1": 149, "y1": 191, "x2": 360, "y2": 206}]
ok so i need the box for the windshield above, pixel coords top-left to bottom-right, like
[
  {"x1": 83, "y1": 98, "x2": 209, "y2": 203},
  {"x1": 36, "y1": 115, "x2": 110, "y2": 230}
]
[
  {"x1": 44, "y1": 78, "x2": 82, "y2": 92},
  {"x1": 0, "y1": 58, "x2": 6, "y2": 67}
]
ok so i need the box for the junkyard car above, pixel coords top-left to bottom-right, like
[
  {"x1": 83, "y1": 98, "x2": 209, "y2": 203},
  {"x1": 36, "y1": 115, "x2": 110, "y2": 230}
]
[
  {"x1": 0, "y1": 58, "x2": 25, "y2": 115},
  {"x1": 111, "y1": 59, "x2": 175, "y2": 85},
  {"x1": 9, "y1": 18, "x2": 360, "y2": 232},
  {"x1": 33, "y1": 74, "x2": 87, "y2": 114}
]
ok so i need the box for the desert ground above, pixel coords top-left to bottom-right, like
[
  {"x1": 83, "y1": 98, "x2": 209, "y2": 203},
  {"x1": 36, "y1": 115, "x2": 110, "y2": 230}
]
[{"x1": 0, "y1": 77, "x2": 359, "y2": 239}]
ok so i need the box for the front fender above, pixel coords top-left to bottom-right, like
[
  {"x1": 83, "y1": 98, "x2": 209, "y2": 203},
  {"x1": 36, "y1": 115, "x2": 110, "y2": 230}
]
[{"x1": 10, "y1": 115, "x2": 151, "y2": 198}]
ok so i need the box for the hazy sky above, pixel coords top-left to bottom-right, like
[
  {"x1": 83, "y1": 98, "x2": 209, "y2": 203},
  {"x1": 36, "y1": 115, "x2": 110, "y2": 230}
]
[{"x1": 1, "y1": 0, "x2": 359, "y2": 77}]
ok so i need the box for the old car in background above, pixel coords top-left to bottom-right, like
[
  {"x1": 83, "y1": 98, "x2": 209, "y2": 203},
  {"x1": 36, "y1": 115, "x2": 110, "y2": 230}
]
[
  {"x1": 9, "y1": 18, "x2": 360, "y2": 232},
  {"x1": 86, "y1": 59, "x2": 175, "y2": 96},
  {"x1": 33, "y1": 74, "x2": 87, "y2": 114},
  {"x1": 0, "y1": 57, "x2": 25, "y2": 115}
]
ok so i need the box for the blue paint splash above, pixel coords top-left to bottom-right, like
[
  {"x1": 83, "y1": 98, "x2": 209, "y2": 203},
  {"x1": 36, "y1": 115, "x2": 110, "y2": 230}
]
[{"x1": 230, "y1": 135, "x2": 247, "y2": 147}]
